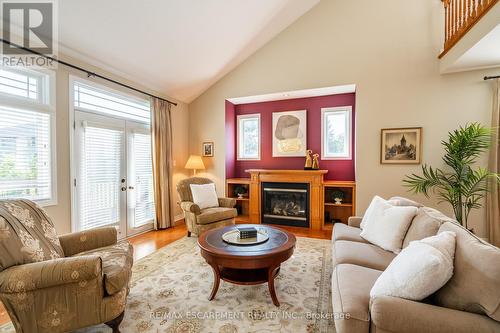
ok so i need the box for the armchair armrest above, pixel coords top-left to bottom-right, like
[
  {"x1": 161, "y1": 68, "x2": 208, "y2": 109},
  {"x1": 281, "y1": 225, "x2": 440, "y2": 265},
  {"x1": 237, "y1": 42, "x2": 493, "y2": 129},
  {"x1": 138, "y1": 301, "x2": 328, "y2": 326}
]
[
  {"x1": 0, "y1": 256, "x2": 102, "y2": 293},
  {"x1": 180, "y1": 201, "x2": 201, "y2": 215},
  {"x1": 348, "y1": 216, "x2": 362, "y2": 228},
  {"x1": 370, "y1": 296, "x2": 500, "y2": 333},
  {"x1": 218, "y1": 197, "x2": 236, "y2": 208},
  {"x1": 58, "y1": 227, "x2": 117, "y2": 257}
]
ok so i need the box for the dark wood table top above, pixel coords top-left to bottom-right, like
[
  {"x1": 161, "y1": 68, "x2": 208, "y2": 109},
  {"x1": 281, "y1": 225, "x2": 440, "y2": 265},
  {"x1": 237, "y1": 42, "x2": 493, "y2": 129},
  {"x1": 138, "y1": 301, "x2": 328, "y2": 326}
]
[{"x1": 198, "y1": 224, "x2": 296, "y2": 259}]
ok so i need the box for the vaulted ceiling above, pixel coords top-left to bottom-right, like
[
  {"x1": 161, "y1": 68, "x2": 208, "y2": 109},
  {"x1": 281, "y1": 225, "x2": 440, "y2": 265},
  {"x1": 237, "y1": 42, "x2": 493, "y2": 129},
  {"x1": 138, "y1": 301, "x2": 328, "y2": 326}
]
[{"x1": 58, "y1": 0, "x2": 320, "y2": 103}]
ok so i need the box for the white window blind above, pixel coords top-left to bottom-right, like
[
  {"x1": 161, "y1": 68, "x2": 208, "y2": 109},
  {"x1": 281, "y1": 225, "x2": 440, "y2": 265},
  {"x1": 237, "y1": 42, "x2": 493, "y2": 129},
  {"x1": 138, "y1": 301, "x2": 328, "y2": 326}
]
[
  {"x1": 0, "y1": 106, "x2": 52, "y2": 201},
  {"x1": 237, "y1": 114, "x2": 260, "y2": 160},
  {"x1": 0, "y1": 67, "x2": 54, "y2": 204},
  {"x1": 74, "y1": 82, "x2": 150, "y2": 123},
  {"x1": 0, "y1": 68, "x2": 40, "y2": 101},
  {"x1": 79, "y1": 123, "x2": 123, "y2": 230},
  {"x1": 130, "y1": 132, "x2": 155, "y2": 227}
]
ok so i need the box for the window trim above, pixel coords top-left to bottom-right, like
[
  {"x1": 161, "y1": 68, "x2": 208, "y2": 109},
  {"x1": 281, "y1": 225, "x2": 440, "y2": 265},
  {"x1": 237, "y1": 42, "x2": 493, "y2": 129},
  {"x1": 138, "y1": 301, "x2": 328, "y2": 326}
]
[
  {"x1": 321, "y1": 106, "x2": 353, "y2": 160},
  {"x1": 236, "y1": 113, "x2": 261, "y2": 161},
  {"x1": 0, "y1": 67, "x2": 57, "y2": 207}
]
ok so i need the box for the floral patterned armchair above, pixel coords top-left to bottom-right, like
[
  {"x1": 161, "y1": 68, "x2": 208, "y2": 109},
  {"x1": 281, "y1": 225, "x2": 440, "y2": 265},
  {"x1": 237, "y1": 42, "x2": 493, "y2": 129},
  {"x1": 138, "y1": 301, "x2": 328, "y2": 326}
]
[{"x1": 0, "y1": 199, "x2": 133, "y2": 333}]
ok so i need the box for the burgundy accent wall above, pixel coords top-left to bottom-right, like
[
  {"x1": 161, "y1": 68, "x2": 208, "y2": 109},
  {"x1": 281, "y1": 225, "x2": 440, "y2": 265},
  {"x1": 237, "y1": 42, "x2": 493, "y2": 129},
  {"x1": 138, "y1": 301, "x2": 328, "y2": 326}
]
[
  {"x1": 225, "y1": 93, "x2": 356, "y2": 181},
  {"x1": 225, "y1": 100, "x2": 236, "y2": 179}
]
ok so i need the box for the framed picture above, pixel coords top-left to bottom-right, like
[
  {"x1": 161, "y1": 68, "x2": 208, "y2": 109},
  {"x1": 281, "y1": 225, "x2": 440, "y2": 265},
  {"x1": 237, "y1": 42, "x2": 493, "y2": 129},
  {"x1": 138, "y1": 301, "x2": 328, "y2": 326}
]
[
  {"x1": 380, "y1": 127, "x2": 422, "y2": 164},
  {"x1": 272, "y1": 110, "x2": 307, "y2": 157},
  {"x1": 202, "y1": 142, "x2": 214, "y2": 157}
]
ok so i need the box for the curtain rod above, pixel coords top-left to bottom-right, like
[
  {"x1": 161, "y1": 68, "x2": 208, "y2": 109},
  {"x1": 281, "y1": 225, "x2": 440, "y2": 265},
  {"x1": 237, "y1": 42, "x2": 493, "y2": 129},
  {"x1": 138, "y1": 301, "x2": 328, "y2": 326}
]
[
  {"x1": 0, "y1": 38, "x2": 177, "y2": 106},
  {"x1": 484, "y1": 75, "x2": 500, "y2": 81}
]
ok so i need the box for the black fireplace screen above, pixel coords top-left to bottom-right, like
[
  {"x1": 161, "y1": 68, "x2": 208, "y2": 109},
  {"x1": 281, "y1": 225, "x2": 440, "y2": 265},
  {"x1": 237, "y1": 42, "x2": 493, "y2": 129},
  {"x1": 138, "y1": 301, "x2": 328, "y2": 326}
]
[{"x1": 262, "y1": 182, "x2": 309, "y2": 228}]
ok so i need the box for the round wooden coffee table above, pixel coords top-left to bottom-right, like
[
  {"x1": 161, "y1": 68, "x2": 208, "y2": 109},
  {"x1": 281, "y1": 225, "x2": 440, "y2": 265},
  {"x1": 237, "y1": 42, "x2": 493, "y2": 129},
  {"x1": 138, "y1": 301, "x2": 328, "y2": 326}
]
[{"x1": 198, "y1": 224, "x2": 296, "y2": 307}]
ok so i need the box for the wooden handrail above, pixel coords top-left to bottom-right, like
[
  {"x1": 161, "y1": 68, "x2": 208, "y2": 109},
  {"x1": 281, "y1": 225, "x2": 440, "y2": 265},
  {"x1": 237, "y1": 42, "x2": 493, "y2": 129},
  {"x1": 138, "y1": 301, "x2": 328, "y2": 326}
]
[{"x1": 439, "y1": 0, "x2": 499, "y2": 58}]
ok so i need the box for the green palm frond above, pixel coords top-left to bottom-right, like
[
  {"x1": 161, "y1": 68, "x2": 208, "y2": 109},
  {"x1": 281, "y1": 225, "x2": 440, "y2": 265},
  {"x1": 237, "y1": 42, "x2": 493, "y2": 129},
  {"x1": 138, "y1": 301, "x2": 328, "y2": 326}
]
[{"x1": 403, "y1": 123, "x2": 499, "y2": 228}]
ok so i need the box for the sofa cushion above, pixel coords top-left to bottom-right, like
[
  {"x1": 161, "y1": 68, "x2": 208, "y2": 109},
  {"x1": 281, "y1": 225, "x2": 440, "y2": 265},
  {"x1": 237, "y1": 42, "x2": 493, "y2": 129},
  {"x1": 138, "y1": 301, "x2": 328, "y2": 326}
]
[
  {"x1": 370, "y1": 231, "x2": 456, "y2": 301},
  {"x1": 433, "y1": 222, "x2": 500, "y2": 322},
  {"x1": 332, "y1": 264, "x2": 382, "y2": 332},
  {"x1": 360, "y1": 198, "x2": 417, "y2": 253},
  {"x1": 0, "y1": 199, "x2": 64, "y2": 271},
  {"x1": 402, "y1": 207, "x2": 454, "y2": 248},
  {"x1": 333, "y1": 223, "x2": 369, "y2": 244},
  {"x1": 196, "y1": 207, "x2": 237, "y2": 225},
  {"x1": 333, "y1": 240, "x2": 396, "y2": 271},
  {"x1": 75, "y1": 241, "x2": 133, "y2": 295}
]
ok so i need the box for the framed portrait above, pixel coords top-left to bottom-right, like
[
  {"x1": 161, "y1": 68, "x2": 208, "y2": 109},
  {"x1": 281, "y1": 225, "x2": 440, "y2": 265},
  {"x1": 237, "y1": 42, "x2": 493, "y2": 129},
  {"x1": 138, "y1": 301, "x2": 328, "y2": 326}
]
[
  {"x1": 381, "y1": 127, "x2": 422, "y2": 164},
  {"x1": 202, "y1": 142, "x2": 214, "y2": 157},
  {"x1": 272, "y1": 110, "x2": 307, "y2": 157}
]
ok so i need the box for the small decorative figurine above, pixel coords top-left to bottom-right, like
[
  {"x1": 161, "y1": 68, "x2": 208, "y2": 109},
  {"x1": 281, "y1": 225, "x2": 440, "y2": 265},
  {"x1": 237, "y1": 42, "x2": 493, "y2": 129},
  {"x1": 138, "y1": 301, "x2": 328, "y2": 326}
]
[
  {"x1": 312, "y1": 153, "x2": 320, "y2": 170},
  {"x1": 304, "y1": 149, "x2": 313, "y2": 170}
]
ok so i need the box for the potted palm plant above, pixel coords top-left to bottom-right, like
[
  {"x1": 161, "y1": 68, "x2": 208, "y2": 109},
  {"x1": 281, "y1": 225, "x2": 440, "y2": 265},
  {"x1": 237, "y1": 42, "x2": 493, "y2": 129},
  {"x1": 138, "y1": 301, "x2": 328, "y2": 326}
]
[{"x1": 404, "y1": 123, "x2": 500, "y2": 231}]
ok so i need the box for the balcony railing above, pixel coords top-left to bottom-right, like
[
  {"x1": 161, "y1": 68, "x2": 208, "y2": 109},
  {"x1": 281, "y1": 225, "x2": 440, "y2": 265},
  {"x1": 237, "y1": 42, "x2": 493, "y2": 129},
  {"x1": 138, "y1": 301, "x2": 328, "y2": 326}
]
[{"x1": 440, "y1": 0, "x2": 499, "y2": 58}]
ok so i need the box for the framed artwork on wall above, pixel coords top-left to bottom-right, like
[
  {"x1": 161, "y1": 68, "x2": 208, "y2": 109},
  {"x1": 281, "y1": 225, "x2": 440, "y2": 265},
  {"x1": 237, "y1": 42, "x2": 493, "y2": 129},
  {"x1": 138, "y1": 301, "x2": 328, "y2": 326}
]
[
  {"x1": 272, "y1": 110, "x2": 307, "y2": 157},
  {"x1": 380, "y1": 127, "x2": 422, "y2": 164},
  {"x1": 202, "y1": 141, "x2": 214, "y2": 157}
]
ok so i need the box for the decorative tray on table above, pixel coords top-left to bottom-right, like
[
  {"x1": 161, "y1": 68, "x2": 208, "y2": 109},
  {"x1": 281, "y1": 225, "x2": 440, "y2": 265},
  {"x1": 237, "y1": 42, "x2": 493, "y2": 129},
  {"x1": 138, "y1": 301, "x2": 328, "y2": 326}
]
[{"x1": 222, "y1": 227, "x2": 269, "y2": 245}]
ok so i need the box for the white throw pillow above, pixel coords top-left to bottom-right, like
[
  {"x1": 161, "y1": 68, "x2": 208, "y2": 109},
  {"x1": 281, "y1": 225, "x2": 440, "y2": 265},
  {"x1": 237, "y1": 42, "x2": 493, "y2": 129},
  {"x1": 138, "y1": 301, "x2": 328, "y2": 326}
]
[
  {"x1": 360, "y1": 197, "x2": 418, "y2": 253},
  {"x1": 370, "y1": 231, "x2": 456, "y2": 301},
  {"x1": 190, "y1": 183, "x2": 219, "y2": 210},
  {"x1": 360, "y1": 196, "x2": 384, "y2": 229},
  {"x1": 361, "y1": 196, "x2": 423, "y2": 230}
]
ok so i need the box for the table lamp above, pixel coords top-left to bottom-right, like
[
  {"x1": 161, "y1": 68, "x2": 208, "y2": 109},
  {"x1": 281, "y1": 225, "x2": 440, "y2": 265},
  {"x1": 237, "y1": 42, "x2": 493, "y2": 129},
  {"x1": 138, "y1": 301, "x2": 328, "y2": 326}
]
[{"x1": 185, "y1": 155, "x2": 205, "y2": 175}]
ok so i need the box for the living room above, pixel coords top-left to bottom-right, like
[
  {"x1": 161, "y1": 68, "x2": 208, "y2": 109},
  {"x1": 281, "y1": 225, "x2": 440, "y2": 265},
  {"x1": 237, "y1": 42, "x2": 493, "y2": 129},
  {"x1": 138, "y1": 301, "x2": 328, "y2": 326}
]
[{"x1": 0, "y1": 0, "x2": 499, "y2": 332}]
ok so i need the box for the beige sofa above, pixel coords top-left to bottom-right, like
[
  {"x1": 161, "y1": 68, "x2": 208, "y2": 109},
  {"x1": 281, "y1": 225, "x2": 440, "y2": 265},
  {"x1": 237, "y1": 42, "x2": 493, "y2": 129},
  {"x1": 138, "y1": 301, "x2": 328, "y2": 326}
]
[{"x1": 332, "y1": 205, "x2": 500, "y2": 333}]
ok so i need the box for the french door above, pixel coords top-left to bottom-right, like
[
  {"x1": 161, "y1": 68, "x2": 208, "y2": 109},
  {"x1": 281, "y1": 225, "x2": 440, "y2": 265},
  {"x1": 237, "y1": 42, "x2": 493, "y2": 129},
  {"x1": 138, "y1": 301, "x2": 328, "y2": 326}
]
[{"x1": 74, "y1": 111, "x2": 155, "y2": 239}]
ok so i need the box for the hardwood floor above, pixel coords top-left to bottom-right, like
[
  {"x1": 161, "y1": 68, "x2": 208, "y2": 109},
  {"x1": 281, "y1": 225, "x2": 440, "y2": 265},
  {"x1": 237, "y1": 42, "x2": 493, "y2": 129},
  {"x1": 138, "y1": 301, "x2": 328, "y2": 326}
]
[{"x1": 0, "y1": 221, "x2": 332, "y2": 327}]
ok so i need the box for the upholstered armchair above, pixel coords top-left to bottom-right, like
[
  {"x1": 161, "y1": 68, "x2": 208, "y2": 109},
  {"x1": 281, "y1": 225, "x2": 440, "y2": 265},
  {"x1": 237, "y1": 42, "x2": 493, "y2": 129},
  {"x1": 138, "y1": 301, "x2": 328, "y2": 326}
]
[
  {"x1": 177, "y1": 177, "x2": 237, "y2": 237},
  {"x1": 0, "y1": 199, "x2": 133, "y2": 333}
]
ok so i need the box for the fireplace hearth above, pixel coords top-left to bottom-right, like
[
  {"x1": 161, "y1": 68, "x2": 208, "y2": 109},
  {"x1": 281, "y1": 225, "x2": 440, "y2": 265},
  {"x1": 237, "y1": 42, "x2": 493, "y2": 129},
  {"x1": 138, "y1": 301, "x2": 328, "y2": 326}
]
[{"x1": 261, "y1": 182, "x2": 310, "y2": 228}]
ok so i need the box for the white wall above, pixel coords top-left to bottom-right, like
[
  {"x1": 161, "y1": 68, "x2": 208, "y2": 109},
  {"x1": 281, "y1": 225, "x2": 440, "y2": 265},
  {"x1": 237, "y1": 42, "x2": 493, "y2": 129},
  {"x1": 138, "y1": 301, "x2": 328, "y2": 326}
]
[
  {"x1": 188, "y1": 0, "x2": 499, "y2": 237},
  {"x1": 43, "y1": 54, "x2": 189, "y2": 234}
]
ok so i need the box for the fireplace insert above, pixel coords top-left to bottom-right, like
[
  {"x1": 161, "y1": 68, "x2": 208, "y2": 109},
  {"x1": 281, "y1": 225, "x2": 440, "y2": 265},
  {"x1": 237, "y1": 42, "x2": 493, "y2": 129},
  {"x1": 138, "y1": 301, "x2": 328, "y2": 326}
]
[{"x1": 261, "y1": 182, "x2": 309, "y2": 228}]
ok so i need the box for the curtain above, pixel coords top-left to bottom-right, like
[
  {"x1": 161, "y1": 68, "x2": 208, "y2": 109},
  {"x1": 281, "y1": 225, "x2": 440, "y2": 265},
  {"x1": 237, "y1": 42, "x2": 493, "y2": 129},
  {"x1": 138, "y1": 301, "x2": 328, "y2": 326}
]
[
  {"x1": 487, "y1": 79, "x2": 500, "y2": 247},
  {"x1": 151, "y1": 98, "x2": 174, "y2": 229}
]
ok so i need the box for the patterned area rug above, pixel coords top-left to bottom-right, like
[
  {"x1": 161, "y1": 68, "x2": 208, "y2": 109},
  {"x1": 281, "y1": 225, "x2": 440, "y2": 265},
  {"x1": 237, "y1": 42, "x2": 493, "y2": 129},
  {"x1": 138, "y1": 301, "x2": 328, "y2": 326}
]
[{"x1": 0, "y1": 236, "x2": 334, "y2": 333}]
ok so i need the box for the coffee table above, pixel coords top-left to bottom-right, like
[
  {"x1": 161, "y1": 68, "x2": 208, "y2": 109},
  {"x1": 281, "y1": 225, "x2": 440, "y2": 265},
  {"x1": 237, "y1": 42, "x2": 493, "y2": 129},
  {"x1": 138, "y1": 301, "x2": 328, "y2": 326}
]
[{"x1": 197, "y1": 224, "x2": 296, "y2": 306}]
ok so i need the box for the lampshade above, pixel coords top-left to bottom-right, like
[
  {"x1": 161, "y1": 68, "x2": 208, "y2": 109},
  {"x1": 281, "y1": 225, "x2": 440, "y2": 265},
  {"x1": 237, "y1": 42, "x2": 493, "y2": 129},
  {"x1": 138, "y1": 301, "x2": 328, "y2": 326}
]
[{"x1": 185, "y1": 155, "x2": 205, "y2": 170}]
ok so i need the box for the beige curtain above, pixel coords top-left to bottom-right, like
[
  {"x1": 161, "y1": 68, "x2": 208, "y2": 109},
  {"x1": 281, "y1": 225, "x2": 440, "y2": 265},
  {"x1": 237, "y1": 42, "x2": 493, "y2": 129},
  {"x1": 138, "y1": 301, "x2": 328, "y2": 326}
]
[
  {"x1": 151, "y1": 98, "x2": 174, "y2": 229},
  {"x1": 487, "y1": 79, "x2": 500, "y2": 247}
]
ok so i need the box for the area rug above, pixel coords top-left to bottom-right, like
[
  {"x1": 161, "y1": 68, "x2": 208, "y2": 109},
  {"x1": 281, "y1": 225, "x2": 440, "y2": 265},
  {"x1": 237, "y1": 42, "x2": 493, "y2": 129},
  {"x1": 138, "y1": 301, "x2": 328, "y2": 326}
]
[{"x1": 0, "y1": 236, "x2": 335, "y2": 333}]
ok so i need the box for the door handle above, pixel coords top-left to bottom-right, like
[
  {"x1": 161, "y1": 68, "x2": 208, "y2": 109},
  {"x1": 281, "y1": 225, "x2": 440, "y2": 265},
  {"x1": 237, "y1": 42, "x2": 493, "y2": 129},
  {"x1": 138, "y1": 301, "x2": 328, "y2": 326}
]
[{"x1": 121, "y1": 187, "x2": 126, "y2": 191}]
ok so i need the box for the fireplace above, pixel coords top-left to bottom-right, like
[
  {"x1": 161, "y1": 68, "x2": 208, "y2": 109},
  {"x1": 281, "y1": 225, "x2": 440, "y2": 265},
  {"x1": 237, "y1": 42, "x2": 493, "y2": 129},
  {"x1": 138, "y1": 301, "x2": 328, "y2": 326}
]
[{"x1": 261, "y1": 182, "x2": 310, "y2": 228}]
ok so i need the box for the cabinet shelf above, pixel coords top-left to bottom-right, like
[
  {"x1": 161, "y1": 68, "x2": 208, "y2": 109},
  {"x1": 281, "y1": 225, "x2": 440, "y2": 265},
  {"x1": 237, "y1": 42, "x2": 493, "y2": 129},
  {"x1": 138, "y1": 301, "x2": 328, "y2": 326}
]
[{"x1": 324, "y1": 202, "x2": 353, "y2": 207}]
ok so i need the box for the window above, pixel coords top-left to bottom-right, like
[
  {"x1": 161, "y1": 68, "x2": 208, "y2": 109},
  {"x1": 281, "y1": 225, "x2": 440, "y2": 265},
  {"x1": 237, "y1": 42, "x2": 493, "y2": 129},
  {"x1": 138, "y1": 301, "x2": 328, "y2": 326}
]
[
  {"x1": 321, "y1": 106, "x2": 352, "y2": 160},
  {"x1": 74, "y1": 81, "x2": 151, "y2": 123},
  {"x1": 0, "y1": 67, "x2": 55, "y2": 204},
  {"x1": 237, "y1": 114, "x2": 260, "y2": 160}
]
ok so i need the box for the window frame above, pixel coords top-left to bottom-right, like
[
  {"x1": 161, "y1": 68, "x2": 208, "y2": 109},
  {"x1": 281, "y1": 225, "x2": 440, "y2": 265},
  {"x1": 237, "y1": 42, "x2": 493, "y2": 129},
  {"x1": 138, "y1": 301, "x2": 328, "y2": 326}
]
[
  {"x1": 236, "y1": 113, "x2": 261, "y2": 161},
  {"x1": 0, "y1": 67, "x2": 57, "y2": 206},
  {"x1": 321, "y1": 106, "x2": 353, "y2": 160}
]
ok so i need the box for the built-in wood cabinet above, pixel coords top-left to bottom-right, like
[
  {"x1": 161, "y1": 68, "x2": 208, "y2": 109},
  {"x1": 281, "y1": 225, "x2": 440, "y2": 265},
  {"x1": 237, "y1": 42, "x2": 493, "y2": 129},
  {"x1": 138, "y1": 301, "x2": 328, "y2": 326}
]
[
  {"x1": 225, "y1": 178, "x2": 251, "y2": 223},
  {"x1": 323, "y1": 181, "x2": 356, "y2": 230},
  {"x1": 226, "y1": 170, "x2": 356, "y2": 231}
]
